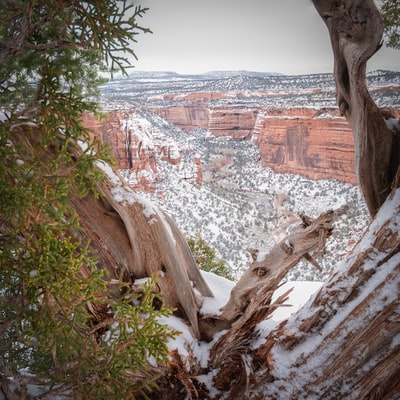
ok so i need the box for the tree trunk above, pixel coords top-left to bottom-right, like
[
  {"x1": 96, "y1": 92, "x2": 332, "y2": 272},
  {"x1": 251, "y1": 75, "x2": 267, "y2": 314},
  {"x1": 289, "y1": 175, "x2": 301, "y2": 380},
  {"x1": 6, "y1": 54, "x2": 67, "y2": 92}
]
[
  {"x1": 210, "y1": 186, "x2": 400, "y2": 399},
  {"x1": 198, "y1": 209, "x2": 341, "y2": 342},
  {"x1": 312, "y1": 0, "x2": 400, "y2": 217},
  {"x1": 70, "y1": 165, "x2": 213, "y2": 339}
]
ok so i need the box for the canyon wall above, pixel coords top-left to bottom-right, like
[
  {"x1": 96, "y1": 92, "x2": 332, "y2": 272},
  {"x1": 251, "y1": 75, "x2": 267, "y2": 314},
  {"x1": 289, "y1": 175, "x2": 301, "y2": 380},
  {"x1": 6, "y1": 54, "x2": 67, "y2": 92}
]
[
  {"x1": 83, "y1": 111, "x2": 202, "y2": 192},
  {"x1": 88, "y1": 89, "x2": 399, "y2": 188},
  {"x1": 149, "y1": 93, "x2": 357, "y2": 184},
  {"x1": 253, "y1": 108, "x2": 356, "y2": 183}
]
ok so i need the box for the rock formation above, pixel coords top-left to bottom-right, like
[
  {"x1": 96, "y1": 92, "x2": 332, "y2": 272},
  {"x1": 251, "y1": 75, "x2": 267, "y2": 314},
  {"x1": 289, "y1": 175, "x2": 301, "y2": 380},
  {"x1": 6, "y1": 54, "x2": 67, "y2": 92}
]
[
  {"x1": 91, "y1": 80, "x2": 399, "y2": 189},
  {"x1": 83, "y1": 111, "x2": 203, "y2": 192},
  {"x1": 150, "y1": 97, "x2": 357, "y2": 184},
  {"x1": 253, "y1": 107, "x2": 356, "y2": 183}
]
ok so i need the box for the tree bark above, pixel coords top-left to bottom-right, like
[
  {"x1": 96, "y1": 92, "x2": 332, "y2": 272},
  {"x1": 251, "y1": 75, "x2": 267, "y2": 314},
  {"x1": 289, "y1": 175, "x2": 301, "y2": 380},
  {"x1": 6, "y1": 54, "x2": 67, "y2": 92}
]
[
  {"x1": 312, "y1": 0, "x2": 400, "y2": 217},
  {"x1": 71, "y1": 167, "x2": 214, "y2": 340},
  {"x1": 202, "y1": 210, "x2": 338, "y2": 331},
  {"x1": 209, "y1": 186, "x2": 400, "y2": 400}
]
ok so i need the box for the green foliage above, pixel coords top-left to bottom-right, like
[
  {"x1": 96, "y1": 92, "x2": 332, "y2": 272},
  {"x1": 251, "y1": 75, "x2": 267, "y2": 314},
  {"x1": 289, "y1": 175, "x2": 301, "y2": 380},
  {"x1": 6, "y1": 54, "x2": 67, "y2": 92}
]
[
  {"x1": 381, "y1": 0, "x2": 400, "y2": 49},
  {"x1": 0, "y1": 0, "x2": 151, "y2": 113},
  {"x1": 187, "y1": 234, "x2": 235, "y2": 281},
  {"x1": 0, "y1": 1, "x2": 175, "y2": 399}
]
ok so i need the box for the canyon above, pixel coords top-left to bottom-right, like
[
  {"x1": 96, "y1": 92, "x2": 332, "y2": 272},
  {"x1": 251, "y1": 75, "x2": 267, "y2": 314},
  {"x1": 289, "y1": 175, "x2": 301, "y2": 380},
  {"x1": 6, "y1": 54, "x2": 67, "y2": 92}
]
[
  {"x1": 98, "y1": 70, "x2": 399, "y2": 188},
  {"x1": 149, "y1": 99, "x2": 356, "y2": 184},
  {"x1": 91, "y1": 71, "x2": 399, "y2": 276}
]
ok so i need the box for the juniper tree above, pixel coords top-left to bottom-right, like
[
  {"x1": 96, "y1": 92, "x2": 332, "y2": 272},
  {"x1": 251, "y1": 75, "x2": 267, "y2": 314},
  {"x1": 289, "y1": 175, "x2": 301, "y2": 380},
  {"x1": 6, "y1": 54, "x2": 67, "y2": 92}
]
[
  {"x1": 0, "y1": 1, "x2": 176, "y2": 398},
  {"x1": 187, "y1": 234, "x2": 234, "y2": 281},
  {"x1": 381, "y1": 0, "x2": 400, "y2": 49}
]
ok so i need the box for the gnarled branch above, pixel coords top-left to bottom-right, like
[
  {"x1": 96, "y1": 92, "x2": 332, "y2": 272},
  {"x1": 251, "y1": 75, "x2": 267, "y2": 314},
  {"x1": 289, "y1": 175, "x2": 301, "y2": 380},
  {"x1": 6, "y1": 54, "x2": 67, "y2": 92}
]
[{"x1": 312, "y1": 0, "x2": 400, "y2": 216}]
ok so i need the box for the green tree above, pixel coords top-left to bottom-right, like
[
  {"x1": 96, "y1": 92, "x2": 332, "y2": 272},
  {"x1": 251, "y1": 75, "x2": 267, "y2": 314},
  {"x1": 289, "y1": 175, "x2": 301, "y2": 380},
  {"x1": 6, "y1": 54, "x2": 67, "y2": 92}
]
[
  {"x1": 187, "y1": 234, "x2": 235, "y2": 281},
  {"x1": 381, "y1": 0, "x2": 400, "y2": 49},
  {"x1": 0, "y1": 1, "x2": 175, "y2": 398}
]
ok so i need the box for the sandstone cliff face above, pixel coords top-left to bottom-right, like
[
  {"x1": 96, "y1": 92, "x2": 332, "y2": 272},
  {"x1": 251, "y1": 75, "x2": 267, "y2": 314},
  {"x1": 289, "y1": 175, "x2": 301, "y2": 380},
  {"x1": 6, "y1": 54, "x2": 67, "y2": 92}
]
[
  {"x1": 253, "y1": 108, "x2": 356, "y2": 184},
  {"x1": 83, "y1": 112, "x2": 202, "y2": 192},
  {"x1": 88, "y1": 89, "x2": 399, "y2": 188},
  {"x1": 149, "y1": 93, "x2": 357, "y2": 184},
  {"x1": 209, "y1": 108, "x2": 258, "y2": 140}
]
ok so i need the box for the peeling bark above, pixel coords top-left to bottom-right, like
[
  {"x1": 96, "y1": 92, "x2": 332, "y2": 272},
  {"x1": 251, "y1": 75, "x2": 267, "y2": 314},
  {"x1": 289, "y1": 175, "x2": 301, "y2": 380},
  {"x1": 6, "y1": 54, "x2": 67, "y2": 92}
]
[
  {"x1": 312, "y1": 0, "x2": 400, "y2": 216},
  {"x1": 218, "y1": 209, "x2": 339, "y2": 325},
  {"x1": 71, "y1": 171, "x2": 213, "y2": 339},
  {"x1": 249, "y1": 188, "x2": 400, "y2": 400},
  {"x1": 205, "y1": 188, "x2": 400, "y2": 400}
]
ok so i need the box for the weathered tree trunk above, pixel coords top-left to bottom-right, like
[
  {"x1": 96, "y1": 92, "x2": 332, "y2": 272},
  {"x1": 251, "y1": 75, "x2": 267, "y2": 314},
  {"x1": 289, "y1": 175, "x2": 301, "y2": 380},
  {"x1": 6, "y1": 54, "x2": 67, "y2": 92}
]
[
  {"x1": 198, "y1": 209, "x2": 341, "y2": 342},
  {"x1": 210, "y1": 185, "x2": 400, "y2": 399},
  {"x1": 218, "y1": 210, "x2": 340, "y2": 324},
  {"x1": 312, "y1": 0, "x2": 400, "y2": 216},
  {"x1": 71, "y1": 165, "x2": 213, "y2": 339}
]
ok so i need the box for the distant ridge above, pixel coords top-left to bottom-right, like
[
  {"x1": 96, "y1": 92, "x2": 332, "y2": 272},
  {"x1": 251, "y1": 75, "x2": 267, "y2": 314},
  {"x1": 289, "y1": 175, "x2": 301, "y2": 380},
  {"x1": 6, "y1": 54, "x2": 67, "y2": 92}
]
[
  {"x1": 115, "y1": 69, "x2": 399, "y2": 82},
  {"x1": 202, "y1": 70, "x2": 284, "y2": 78},
  {"x1": 125, "y1": 70, "x2": 283, "y2": 80}
]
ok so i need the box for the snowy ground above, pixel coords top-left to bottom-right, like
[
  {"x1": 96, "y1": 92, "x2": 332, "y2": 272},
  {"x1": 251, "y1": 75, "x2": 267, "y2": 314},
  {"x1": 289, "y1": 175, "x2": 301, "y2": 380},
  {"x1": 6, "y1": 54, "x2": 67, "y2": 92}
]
[{"x1": 160, "y1": 270, "x2": 324, "y2": 394}]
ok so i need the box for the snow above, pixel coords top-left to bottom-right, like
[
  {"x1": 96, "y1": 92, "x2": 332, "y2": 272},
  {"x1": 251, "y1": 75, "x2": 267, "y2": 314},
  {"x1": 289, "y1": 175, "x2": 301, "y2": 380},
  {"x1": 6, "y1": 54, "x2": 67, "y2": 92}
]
[
  {"x1": 153, "y1": 269, "x2": 329, "y2": 398},
  {"x1": 269, "y1": 280, "x2": 323, "y2": 321},
  {"x1": 259, "y1": 190, "x2": 400, "y2": 396},
  {"x1": 0, "y1": 111, "x2": 10, "y2": 122},
  {"x1": 199, "y1": 271, "x2": 235, "y2": 315},
  {"x1": 101, "y1": 105, "x2": 369, "y2": 281},
  {"x1": 160, "y1": 270, "x2": 324, "y2": 384},
  {"x1": 337, "y1": 187, "x2": 400, "y2": 264}
]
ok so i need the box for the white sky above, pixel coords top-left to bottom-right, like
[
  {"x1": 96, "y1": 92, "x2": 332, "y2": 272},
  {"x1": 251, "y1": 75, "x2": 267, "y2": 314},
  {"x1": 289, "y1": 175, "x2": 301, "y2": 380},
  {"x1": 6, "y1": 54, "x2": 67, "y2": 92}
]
[{"x1": 132, "y1": 0, "x2": 399, "y2": 75}]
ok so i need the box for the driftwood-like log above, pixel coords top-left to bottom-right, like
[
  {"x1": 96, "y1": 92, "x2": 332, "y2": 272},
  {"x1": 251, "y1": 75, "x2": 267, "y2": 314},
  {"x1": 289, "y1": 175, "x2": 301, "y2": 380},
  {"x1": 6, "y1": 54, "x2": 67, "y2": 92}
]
[
  {"x1": 198, "y1": 209, "x2": 346, "y2": 342},
  {"x1": 246, "y1": 187, "x2": 400, "y2": 400},
  {"x1": 207, "y1": 187, "x2": 400, "y2": 400},
  {"x1": 71, "y1": 167, "x2": 213, "y2": 339},
  {"x1": 312, "y1": 0, "x2": 400, "y2": 216},
  {"x1": 207, "y1": 1, "x2": 400, "y2": 398},
  {"x1": 218, "y1": 209, "x2": 342, "y2": 325}
]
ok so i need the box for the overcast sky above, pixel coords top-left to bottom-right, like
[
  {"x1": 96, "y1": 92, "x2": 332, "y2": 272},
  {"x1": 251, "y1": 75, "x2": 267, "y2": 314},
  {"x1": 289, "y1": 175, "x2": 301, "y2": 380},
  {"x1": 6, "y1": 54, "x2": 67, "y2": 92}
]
[{"x1": 131, "y1": 0, "x2": 399, "y2": 75}]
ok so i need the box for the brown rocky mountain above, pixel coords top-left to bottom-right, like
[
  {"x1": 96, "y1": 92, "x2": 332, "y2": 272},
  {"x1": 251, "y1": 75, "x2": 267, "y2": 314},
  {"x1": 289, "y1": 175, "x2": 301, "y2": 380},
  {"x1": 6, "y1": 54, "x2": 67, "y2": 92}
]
[{"x1": 83, "y1": 110, "x2": 202, "y2": 192}]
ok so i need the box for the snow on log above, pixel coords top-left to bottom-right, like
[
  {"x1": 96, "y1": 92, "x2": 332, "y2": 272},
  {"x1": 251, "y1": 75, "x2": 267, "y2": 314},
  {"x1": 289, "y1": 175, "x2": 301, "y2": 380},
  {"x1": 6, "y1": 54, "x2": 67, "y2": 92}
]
[
  {"x1": 249, "y1": 187, "x2": 400, "y2": 399},
  {"x1": 72, "y1": 161, "x2": 213, "y2": 339},
  {"x1": 217, "y1": 208, "x2": 344, "y2": 326},
  {"x1": 206, "y1": 188, "x2": 399, "y2": 399}
]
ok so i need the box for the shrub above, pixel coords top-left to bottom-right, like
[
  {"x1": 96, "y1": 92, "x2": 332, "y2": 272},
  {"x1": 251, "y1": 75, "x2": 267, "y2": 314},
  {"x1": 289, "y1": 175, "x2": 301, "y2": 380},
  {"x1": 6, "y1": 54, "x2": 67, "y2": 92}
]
[{"x1": 187, "y1": 234, "x2": 235, "y2": 281}]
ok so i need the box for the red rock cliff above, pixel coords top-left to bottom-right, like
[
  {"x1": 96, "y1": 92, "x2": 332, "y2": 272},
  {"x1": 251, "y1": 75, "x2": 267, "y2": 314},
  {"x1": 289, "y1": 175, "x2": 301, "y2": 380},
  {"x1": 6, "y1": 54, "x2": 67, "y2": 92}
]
[
  {"x1": 253, "y1": 108, "x2": 356, "y2": 184},
  {"x1": 149, "y1": 92, "x2": 357, "y2": 184},
  {"x1": 83, "y1": 111, "x2": 202, "y2": 192}
]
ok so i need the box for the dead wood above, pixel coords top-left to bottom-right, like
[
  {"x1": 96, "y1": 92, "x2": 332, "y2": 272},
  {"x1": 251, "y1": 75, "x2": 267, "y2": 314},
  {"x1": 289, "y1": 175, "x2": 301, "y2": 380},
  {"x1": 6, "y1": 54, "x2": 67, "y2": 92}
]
[
  {"x1": 71, "y1": 167, "x2": 213, "y2": 339},
  {"x1": 312, "y1": 0, "x2": 400, "y2": 216},
  {"x1": 247, "y1": 188, "x2": 400, "y2": 400},
  {"x1": 200, "y1": 209, "x2": 341, "y2": 396},
  {"x1": 207, "y1": 2, "x2": 400, "y2": 396},
  {"x1": 206, "y1": 188, "x2": 400, "y2": 400},
  {"x1": 217, "y1": 209, "x2": 341, "y2": 325}
]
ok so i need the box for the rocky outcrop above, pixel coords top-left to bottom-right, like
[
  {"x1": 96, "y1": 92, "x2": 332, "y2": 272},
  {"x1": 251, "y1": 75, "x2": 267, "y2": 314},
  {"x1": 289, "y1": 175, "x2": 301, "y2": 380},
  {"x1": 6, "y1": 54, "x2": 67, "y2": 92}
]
[
  {"x1": 88, "y1": 92, "x2": 399, "y2": 188},
  {"x1": 83, "y1": 112, "x2": 202, "y2": 192},
  {"x1": 253, "y1": 108, "x2": 356, "y2": 184},
  {"x1": 209, "y1": 108, "x2": 258, "y2": 140},
  {"x1": 150, "y1": 96, "x2": 357, "y2": 184}
]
